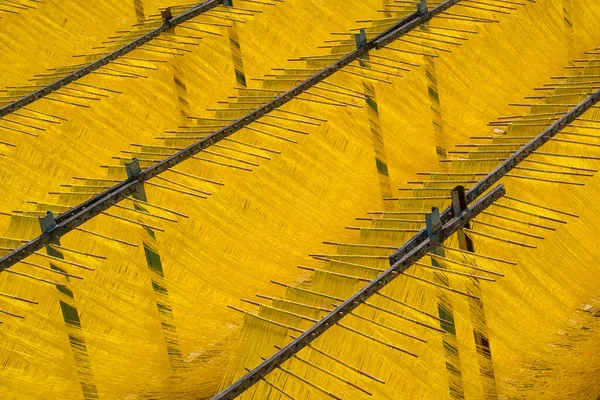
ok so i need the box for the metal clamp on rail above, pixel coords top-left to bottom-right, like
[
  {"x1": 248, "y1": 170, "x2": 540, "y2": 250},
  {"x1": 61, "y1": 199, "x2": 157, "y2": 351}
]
[
  {"x1": 425, "y1": 207, "x2": 442, "y2": 239},
  {"x1": 38, "y1": 211, "x2": 68, "y2": 276},
  {"x1": 161, "y1": 7, "x2": 173, "y2": 25},
  {"x1": 354, "y1": 29, "x2": 367, "y2": 49},
  {"x1": 451, "y1": 185, "x2": 468, "y2": 218},
  {"x1": 39, "y1": 211, "x2": 57, "y2": 234},
  {"x1": 418, "y1": 0, "x2": 428, "y2": 16},
  {"x1": 354, "y1": 29, "x2": 369, "y2": 62},
  {"x1": 125, "y1": 158, "x2": 148, "y2": 202},
  {"x1": 451, "y1": 186, "x2": 474, "y2": 251},
  {"x1": 39, "y1": 211, "x2": 63, "y2": 258}
]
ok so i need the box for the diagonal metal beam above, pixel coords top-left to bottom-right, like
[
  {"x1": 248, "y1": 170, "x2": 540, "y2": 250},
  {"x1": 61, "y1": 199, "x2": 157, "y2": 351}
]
[
  {"x1": 0, "y1": 0, "x2": 463, "y2": 272},
  {"x1": 0, "y1": 0, "x2": 221, "y2": 118},
  {"x1": 211, "y1": 183, "x2": 506, "y2": 400}
]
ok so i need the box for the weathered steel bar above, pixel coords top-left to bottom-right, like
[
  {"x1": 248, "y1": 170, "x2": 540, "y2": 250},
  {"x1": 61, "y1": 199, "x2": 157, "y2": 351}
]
[
  {"x1": 0, "y1": 1, "x2": 456, "y2": 271},
  {"x1": 211, "y1": 184, "x2": 505, "y2": 399},
  {"x1": 0, "y1": 0, "x2": 220, "y2": 118},
  {"x1": 389, "y1": 86, "x2": 600, "y2": 264}
]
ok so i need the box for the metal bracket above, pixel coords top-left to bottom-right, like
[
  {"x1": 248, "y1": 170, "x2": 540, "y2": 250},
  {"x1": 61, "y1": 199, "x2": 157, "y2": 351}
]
[
  {"x1": 425, "y1": 207, "x2": 442, "y2": 239},
  {"x1": 354, "y1": 29, "x2": 367, "y2": 49},
  {"x1": 125, "y1": 158, "x2": 148, "y2": 202},
  {"x1": 451, "y1": 185, "x2": 468, "y2": 217},
  {"x1": 417, "y1": 0, "x2": 428, "y2": 16},
  {"x1": 161, "y1": 7, "x2": 173, "y2": 25},
  {"x1": 355, "y1": 29, "x2": 369, "y2": 61},
  {"x1": 38, "y1": 211, "x2": 62, "y2": 259},
  {"x1": 39, "y1": 211, "x2": 57, "y2": 234},
  {"x1": 451, "y1": 185, "x2": 474, "y2": 252},
  {"x1": 0, "y1": 0, "x2": 221, "y2": 119},
  {"x1": 125, "y1": 158, "x2": 142, "y2": 178}
]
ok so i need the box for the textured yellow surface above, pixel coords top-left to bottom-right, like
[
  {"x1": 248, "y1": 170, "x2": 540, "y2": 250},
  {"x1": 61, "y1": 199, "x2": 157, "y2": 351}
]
[{"x1": 0, "y1": 0, "x2": 599, "y2": 399}]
